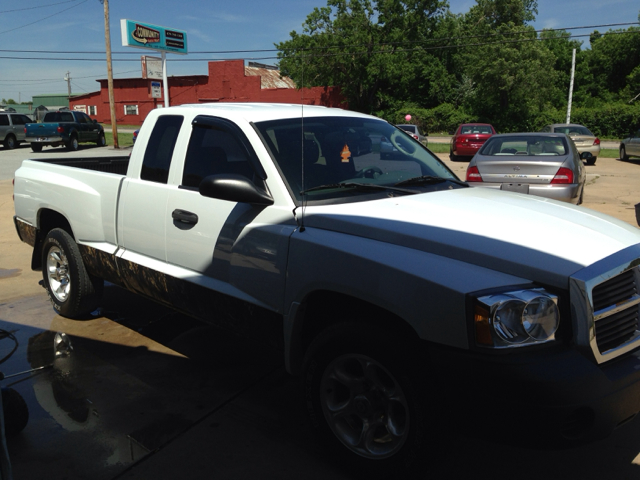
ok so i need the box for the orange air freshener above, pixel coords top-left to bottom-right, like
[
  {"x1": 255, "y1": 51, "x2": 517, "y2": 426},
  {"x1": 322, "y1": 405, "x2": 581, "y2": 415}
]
[{"x1": 340, "y1": 144, "x2": 351, "y2": 163}]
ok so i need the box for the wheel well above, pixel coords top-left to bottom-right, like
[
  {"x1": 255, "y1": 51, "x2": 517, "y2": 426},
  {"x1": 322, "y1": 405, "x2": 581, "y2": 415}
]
[
  {"x1": 32, "y1": 209, "x2": 74, "y2": 270},
  {"x1": 291, "y1": 290, "x2": 420, "y2": 373}
]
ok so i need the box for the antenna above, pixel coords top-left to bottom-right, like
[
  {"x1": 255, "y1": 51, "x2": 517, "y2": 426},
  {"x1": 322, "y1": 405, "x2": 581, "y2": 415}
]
[{"x1": 299, "y1": 51, "x2": 306, "y2": 232}]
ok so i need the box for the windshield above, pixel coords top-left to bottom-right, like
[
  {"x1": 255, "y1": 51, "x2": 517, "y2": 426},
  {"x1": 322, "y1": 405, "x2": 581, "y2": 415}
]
[
  {"x1": 479, "y1": 135, "x2": 569, "y2": 156},
  {"x1": 552, "y1": 125, "x2": 593, "y2": 136},
  {"x1": 254, "y1": 116, "x2": 457, "y2": 203}
]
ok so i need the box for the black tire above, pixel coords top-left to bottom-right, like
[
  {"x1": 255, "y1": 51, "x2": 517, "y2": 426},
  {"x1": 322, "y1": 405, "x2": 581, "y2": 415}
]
[
  {"x1": 66, "y1": 134, "x2": 79, "y2": 151},
  {"x1": 303, "y1": 323, "x2": 436, "y2": 478},
  {"x1": 31, "y1": 143, "x2": 43, "y2": 152},
  {"x1": 620, "y1": 145, "x2": 629, "y2": 161},
  {"x1": 586, "y1": 156, "x2": 596, "y2": 166},
  {"x1": 2, "y1": 388, "x2": 29, "y2": 437},
  {"x1": 41, "y1": 228, "x2": 103, "y2": 318},
  {"x1": 449, "y1": 150, "x2": 459, "y2": 162},
  {"x1": 96, "y1": 132, "x2": 106, "y2": 147},
  {"x1": 3, "y1": 134, "x2": 16, "y2": 149}
]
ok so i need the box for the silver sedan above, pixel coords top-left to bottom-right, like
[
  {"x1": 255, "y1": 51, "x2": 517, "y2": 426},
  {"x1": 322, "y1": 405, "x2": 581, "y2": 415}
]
[
  {"x1": 465, "y1": 133, "x2": 588, "y2": 204},
  {"x1": 620, "y1": 128, "x2": 640, "y2": 161}
]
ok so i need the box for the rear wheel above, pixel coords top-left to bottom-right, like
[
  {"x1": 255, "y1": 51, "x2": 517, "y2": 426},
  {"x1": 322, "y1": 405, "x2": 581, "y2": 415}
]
[
  {"x1": 620, "y1": 145, "x2": 629, "y2": 161},
  {"x1": 41, "y1": 228, "x2": 103, "y2": 318},
  {"x1": 31, "y1": 143, "x2": 43, "y2": 152},
  {"x1": 3, "y1": 134, "x2": 16, "y2": 149},
  {"x1": 66, "y1": 134, "x2": 79, "y2": 151},
  {"x1": 304, "y1": 324, "x2": 436, "y2": 477},
  {"x1": 449, "y1": 149, "x2": 460, "y2": 162},
  {"x1": 586, "y1": 156, "x2": 596, "y2": 166}
]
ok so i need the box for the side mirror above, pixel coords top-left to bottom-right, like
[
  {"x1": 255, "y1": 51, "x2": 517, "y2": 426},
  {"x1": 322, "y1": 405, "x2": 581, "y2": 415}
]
[{"x1": 199, "y1": 174, "x2": 274, "y2": 206}]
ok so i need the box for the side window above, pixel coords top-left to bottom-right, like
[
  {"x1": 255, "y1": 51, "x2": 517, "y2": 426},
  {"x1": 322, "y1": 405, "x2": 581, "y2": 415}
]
[
  {"x1": 0, "y1": 115, "x2": 9, "y2": 126},
  {"x1": 181, "y1": 124, "x2": 255, "y2": 188},
  {"x1": 10, "y1": 115, "x2": 24, "y2": 125},
  {"x1": 140, "y1": 115, "x2": 184, "y2": 184}
]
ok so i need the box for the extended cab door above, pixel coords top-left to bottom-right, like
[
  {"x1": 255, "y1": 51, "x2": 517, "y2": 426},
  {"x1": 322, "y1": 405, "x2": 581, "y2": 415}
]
[
  {"x1": 75, "y1": 111, "x2": 100, "y2": 142},
  {"x1": 118, "y1": 114, "x2": 185, "y2": 266},
  {"x1": 164, "y1": 116, "x2": 295, "y2": 313}
]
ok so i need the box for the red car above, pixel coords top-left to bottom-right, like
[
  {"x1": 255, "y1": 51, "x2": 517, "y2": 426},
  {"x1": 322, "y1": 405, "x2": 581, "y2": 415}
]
[{"x1": 449, "y1": 123, "x2": 496, "y2": 161}]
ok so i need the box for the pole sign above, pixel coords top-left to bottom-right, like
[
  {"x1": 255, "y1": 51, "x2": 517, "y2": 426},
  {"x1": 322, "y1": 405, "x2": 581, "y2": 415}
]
[
  {"x1": 120, "y1": 19, "x2": 188, "y2": 55},
  {"x1": 150, "y1": 81, "x2": 162, "y2": 99}
]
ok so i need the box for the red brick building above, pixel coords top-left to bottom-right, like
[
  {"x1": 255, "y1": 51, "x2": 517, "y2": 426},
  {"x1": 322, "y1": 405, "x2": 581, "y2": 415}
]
[{"x1": 69, "y1": 60, "x2": 345, "y2": 124}]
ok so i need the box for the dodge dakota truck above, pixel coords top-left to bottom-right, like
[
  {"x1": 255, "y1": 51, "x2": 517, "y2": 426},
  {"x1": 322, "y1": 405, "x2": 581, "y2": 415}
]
[
  {"x1": 12, "y1": 103, "x2": 640, "y2": 476},
  {"x1": 24, "y1": 110, "x2": 106, "y2": 152}
]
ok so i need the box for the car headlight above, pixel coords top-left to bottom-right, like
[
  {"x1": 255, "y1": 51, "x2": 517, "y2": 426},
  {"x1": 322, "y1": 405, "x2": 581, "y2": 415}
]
[{"x1": 474, "y1": 289, "x2": 559, "y2": 348}]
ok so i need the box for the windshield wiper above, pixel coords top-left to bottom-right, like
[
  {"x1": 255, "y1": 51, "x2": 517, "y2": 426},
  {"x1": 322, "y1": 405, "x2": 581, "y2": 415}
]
[
  {"x1": 300, "y1": 182, "x2": 417, "y2": 196},
  {"x1": 394, "y1": 175, "x2": 469, "y2": 188}
]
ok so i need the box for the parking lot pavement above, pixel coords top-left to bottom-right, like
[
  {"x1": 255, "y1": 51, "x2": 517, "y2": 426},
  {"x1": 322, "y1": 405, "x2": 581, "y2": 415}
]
[{"x1": 2, "y1": 152, "x2": 640, "y2": 479}]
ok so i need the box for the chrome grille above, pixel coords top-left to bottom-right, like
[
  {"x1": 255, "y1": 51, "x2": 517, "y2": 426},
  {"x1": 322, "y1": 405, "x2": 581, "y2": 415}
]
[
  {"x1": 591, "y1": 266, "x2": 640, "y2": 356},
  {"x1": 570, "y1": 249, "x2": 640, "y2": 365},
  {"x1": 593, "y1": 269, "x2": 636, "y2": 311},
  {"x1": 595, "y1": 306, "x2": 640, "y2": 353}
]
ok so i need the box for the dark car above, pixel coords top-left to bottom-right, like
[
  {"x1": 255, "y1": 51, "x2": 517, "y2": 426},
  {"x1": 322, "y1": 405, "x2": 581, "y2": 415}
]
[
  {"x1": 465, "y1": 132, "x2": 589, "y2": 204},
  {"x1": 450, "y1": 123, "x2": 496, "y2": 161}
]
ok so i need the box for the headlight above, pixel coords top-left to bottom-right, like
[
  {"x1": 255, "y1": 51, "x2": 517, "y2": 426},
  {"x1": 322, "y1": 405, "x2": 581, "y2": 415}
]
[{"x1": 474, "y1": 289, "x2": 559, "y2": 348}]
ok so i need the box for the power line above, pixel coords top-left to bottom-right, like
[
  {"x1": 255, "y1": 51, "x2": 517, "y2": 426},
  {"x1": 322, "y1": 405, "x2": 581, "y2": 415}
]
[
  {"x1": 0, "y1": 0, "x2": 89, "y2": 35},
  {"x1": 0, "y1": 0, "x2": 79, "y2": 14},
  {"x1": 0, "y1": 21, "x2": 637, "y2": 56}
]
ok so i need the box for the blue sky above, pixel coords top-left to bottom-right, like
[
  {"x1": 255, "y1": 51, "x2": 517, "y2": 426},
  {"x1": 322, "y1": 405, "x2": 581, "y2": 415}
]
[{"x1": 0, "y1": 0, "x2": 638, "y2": 103}]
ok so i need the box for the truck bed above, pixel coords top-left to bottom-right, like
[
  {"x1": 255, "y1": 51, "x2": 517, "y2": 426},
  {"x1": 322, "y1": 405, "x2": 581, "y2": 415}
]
[{"x1": 27, "y1": 156, "x2": 130, "y2": 175}]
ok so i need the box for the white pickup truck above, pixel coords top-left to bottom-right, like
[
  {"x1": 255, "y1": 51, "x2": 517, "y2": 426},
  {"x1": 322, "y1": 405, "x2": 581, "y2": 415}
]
[{"x1": 13, "y1": 103, "x2": 640, "y2": 475}]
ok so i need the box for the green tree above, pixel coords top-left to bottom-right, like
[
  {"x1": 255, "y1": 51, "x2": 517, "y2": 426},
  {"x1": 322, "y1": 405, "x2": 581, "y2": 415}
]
[{"x1": 276, "y1": 0, "x2": 450, "y2": 113}]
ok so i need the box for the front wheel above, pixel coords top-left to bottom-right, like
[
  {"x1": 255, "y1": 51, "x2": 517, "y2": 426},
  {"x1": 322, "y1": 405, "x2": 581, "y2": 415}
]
[
  {"x1": 3, "y1": 134, "x2": 16, "y2": 149},
  {"x1": 304, "y1": 324, "x2": 435, "y2": 477},
  {"x1": 620, "y1": 145, "x2": 629, "y2": 161},
  {"x1": 41, "y1": 228, "x2": 103, "y2": 318},
  {"x1": 96, "y1": 132, "x2": 106, "y2": 147},
  {"x1": 66, "y1": 135, "x2": 79, "y2": 151}
]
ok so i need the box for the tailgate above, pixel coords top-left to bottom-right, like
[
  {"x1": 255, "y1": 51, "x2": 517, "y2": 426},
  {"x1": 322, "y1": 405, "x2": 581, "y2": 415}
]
[{"x1": 26, "y1": 123, "x2": 60, "y2": 137}]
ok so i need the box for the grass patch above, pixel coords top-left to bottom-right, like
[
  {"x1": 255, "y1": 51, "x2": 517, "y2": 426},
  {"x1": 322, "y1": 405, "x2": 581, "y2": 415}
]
[
  {"x1": 105, "y1": 132, "x2": 134, "y2": 147},
  {"x1": 426, "y1": 143, "x2": 450, "y2": 154},
  {"x1": 599, "y1": 148, "x2": 619, "y2": 159}
]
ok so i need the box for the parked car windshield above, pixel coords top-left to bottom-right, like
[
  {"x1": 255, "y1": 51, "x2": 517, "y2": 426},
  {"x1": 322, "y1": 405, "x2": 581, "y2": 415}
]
[
  {"x1": 254, "y1": 116, "x2": 457, "y2": 203},
  {"x1": 479, "y1": 135, "x2": 569, "y2": 156},
  {"x1": 460, "y1": 125, "x2": 493, "y2": 134},
  {"x1": 552, "y1": 125, "x2": 593, "y2": 136},
  {"x1": 397, "y1": 125, "x2": 418, "y2": 133}
]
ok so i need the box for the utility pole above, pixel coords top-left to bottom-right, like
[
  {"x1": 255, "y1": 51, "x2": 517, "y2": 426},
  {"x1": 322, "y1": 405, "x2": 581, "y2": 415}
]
[
  {"x1": 64, "y1": 71, "x2": 71, "y2": 98},
  {"x1": 101, "y1": 0, "x2": 119, "y2": 148},
  {"x1": 566, "y1": 48, "x2": 576, "y2": 124}
]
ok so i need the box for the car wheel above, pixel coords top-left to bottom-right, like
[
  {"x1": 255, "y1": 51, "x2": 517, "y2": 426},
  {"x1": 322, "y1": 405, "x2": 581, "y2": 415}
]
[
  {"x1": 41, "y1": 228, "x2": 103, "y2": 318},
  {"x1": 304, "y1": 323, "x2": 437, "y2": 477},
  {"x1": 449, "y1": 150, "x2": 459, "y2": 162},
  {"x1": 3, "y1": 134, "x2": 16, "y2": 149},
  {"x1": 31, "y1": 143, "x2": 43, "y2": 152},
  {"x1": 66, "y1": 135, "x2": 79, "y2": 151},
  {"x1": 586, "y1": 156, "x2": 596, "y2": 166},
  {"x1": 96, "y1": 132, "x2": 106, "y2": 147},
  {"x1": 1, "y1": 388, "x2": 29, "y2": 437},
  {"x1": 620, "y1": 145, "x2": 629, "y2": 161}
]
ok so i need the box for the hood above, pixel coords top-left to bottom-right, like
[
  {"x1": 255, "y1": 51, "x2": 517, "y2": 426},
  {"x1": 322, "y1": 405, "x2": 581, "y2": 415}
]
[{"x1": 303, "y1": 187, "x2": 640, "y2": 289}]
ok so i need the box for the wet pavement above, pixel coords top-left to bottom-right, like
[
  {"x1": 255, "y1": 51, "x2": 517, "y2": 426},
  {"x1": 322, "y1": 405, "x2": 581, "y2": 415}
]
[{"x1": 0, "y1": 287, "x2": 350, "y2": 480}]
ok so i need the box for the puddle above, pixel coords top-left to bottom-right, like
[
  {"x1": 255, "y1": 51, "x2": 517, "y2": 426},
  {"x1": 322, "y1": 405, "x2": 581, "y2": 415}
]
[{"x1": 0, "y1": 268, "x2": 21, "y2": 279}]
